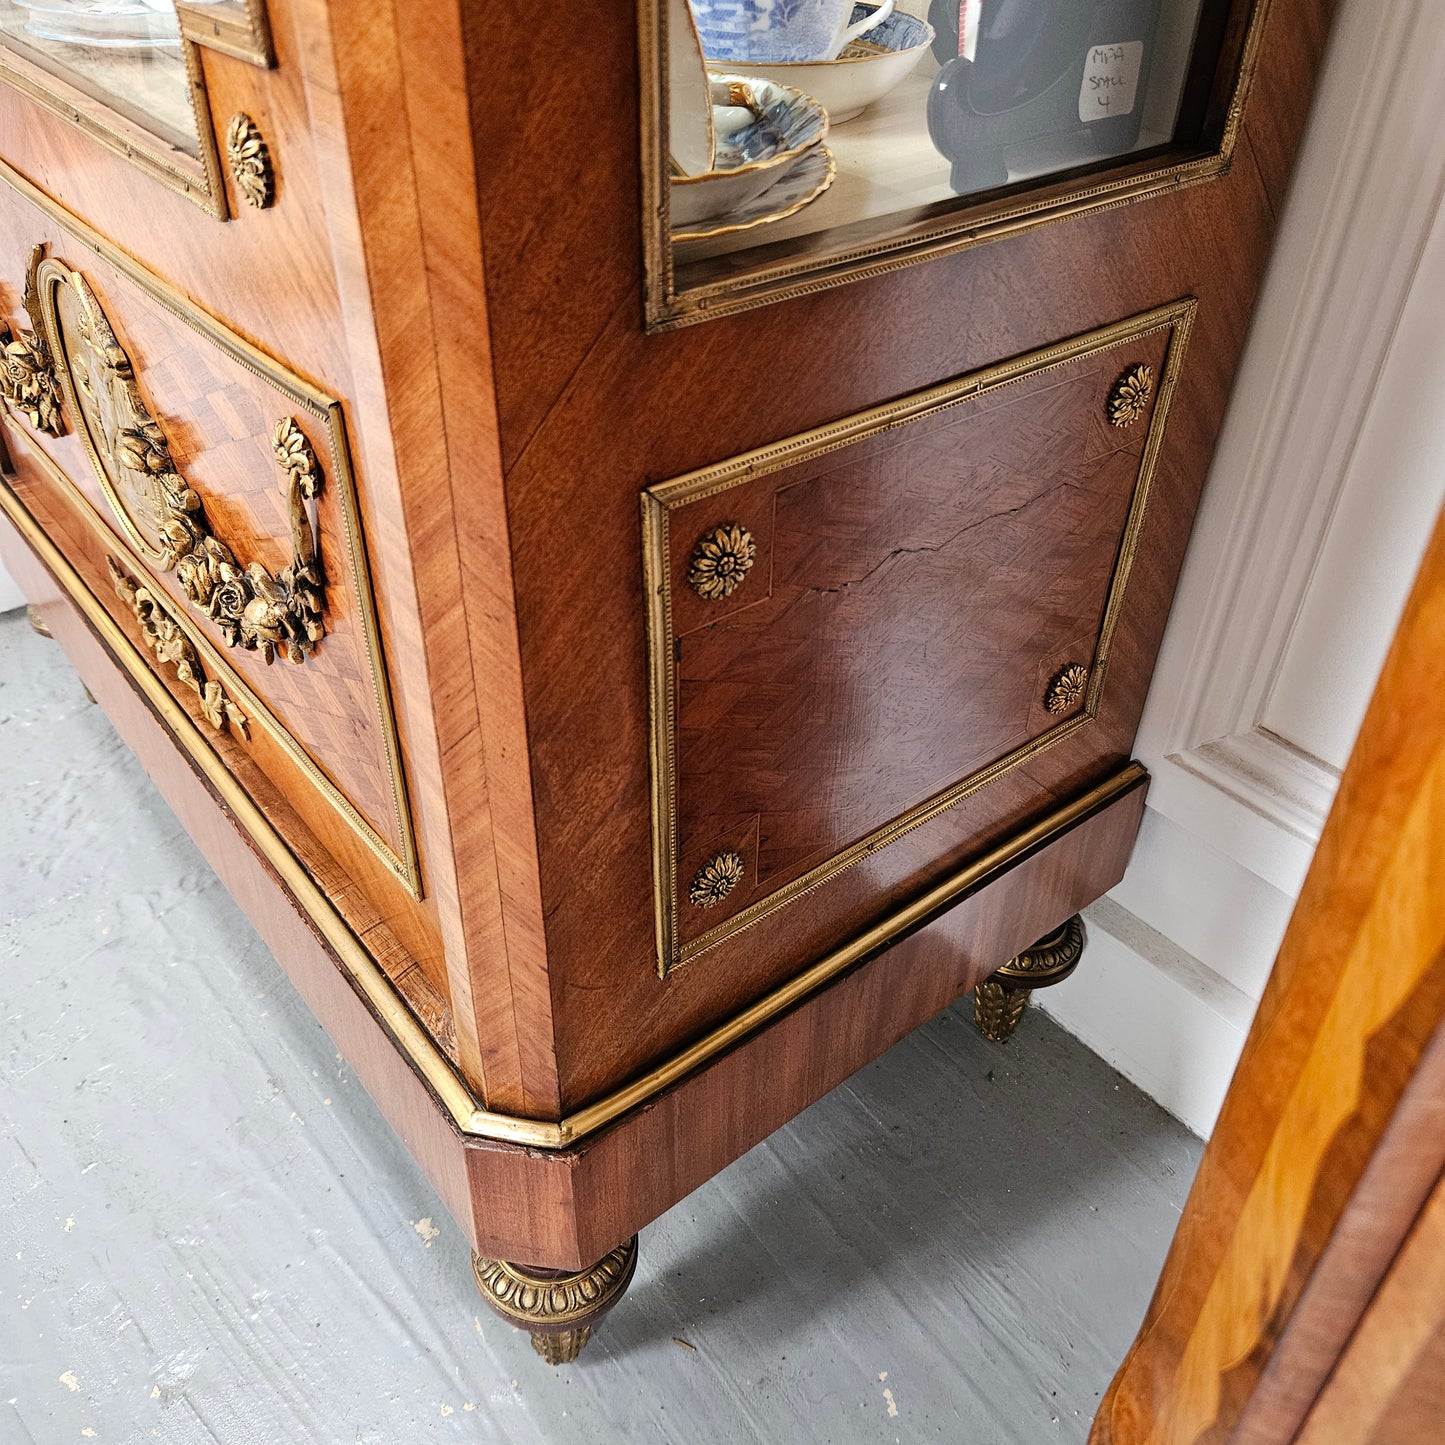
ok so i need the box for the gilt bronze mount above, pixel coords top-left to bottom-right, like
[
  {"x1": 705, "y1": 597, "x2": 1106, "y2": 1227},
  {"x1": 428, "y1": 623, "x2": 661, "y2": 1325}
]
[
  {"x1": 472, "y1": 1236, "x2": 639, "y2": 1364},
  {"x1": 225, "y1": 113, "x2": 275, "y2": 209},
  {"x1": 35, "y1": 250, "x2": 327, "y2": 666},
  {"x1": 108, "y1": 557, "x2": 250, "y2": 738},
  {"x1": 974, "y1": 914, "x2": 1086, "y2": 1043},
  {"x1": 1108, "y1": 364, "x2": 1155, "y2": 428},
  {"x1": 0, "y1": 246, "x2": 64, "y2": 438}
]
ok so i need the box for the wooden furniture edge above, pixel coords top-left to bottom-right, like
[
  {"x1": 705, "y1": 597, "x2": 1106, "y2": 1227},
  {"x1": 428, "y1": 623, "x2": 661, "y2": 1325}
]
[
  {"x1": 2, "y1": 476, "x2": 1149, "y2": 1265},
  {"x1": 537, "y1": 775, "x2": 1148, "y2": 1265},
  {"x1": 1089, "y1": 507, "x2": 1445, "y2": 1443}
]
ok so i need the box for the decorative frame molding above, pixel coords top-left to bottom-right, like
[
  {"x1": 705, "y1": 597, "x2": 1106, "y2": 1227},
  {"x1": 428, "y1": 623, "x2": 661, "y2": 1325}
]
[
  {"x1": 0, "y1": 181, "x2": 422, "y2": 898},
  {"x1": 0, "y1": 1, "x2": 271, "y2": 222},
  {"x1": 643, "y1": 300, "x2": 1196, "y2": 975},
  {"x1": 639, "y1": 0, "x2": 1270, "y2": 329},
  {"x1": 1133, "y1": 0, "x2": 1445, "y2": 897}
]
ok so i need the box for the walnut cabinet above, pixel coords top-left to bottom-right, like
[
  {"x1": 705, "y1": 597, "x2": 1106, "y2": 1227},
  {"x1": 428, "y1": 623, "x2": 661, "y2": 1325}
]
[{"x1": 0, "y1": 0, "x2": 1333, "y2": 1361}]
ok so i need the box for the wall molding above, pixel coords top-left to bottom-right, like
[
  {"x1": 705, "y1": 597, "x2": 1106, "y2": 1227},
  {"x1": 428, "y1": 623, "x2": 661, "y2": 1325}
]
[{"x1": 1134, "y1": 0, "x2": 1445, "y2": 896}]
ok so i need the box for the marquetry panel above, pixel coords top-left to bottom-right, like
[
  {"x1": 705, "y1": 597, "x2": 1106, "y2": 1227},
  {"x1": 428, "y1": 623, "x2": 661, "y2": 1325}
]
[
  {"x1": 643, "y1": 303, "x2": 1193, "y2": 974},
  {"x1": 0, "y1": 232, "x2": 419, "y2": 896}
]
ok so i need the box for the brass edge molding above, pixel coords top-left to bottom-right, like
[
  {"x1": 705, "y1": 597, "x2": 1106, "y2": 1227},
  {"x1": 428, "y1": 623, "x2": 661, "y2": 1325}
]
[
  {"x1": 0, "y1": 25, "x2": 229, "y2": 220},
  {"x1": 643, "y1": 299, "x2": 1197, "y2": 975},
  {"x1": 0, "y1": 203, "x2": 420, "y2": 898},
  {"x1": 176, "y1": 0, "x2": 275, "y2": 68},
  {"x1": 9, "y1": 421, "x2": 421, "y2": 907},
  {"x1": 558, "y1": 761, "x2": 1148, "y2": 1145},
  {"x1": 640, "y1": 0, "x2": 1273, "y2": 329},
  {"x1": 12, "y1": 470, "x2": 1158, "y2": 1152}
]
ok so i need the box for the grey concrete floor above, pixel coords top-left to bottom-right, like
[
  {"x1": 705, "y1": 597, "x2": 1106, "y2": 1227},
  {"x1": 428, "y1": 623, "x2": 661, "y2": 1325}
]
[{"x1": 0, "y1": 606, "x2": 1202, "y2": 1445}]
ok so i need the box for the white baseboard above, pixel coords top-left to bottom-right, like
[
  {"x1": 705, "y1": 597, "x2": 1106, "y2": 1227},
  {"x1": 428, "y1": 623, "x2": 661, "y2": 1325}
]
[
  {"x1": 1035, "y1": 806, "x2": 1293, "y2": 1138},
  {"x1": 1038, "y1": 895, "x2": 1256, "y2": 1139}
]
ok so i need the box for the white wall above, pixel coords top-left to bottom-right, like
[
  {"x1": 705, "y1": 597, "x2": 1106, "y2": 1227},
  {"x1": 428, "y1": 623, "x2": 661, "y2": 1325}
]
[
  {"x1": 0, "y1": 561, "x2": 21, "y2": 613},
  {"x1": 1041, "y1": 0, "x2": 1445, "y2": 1136}
]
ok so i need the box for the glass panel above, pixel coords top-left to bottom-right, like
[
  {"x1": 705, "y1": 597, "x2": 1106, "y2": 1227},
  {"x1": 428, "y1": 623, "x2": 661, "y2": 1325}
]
[
  {"x1": 663, "y1": 0, "x2": 1241, "y2": 288},
  {"x1": 0, "y1": 0, "x2": 199, "y2": 156}
]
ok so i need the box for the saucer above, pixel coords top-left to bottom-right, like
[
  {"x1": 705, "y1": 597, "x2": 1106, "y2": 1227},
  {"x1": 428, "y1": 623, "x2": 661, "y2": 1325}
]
[
  {"x1": 726, "y1": 5, "x2": 933, "y2": 124},
  {"x1": 670, "y1": 76, "x2": 828, "y2": 231},
  {"x1": 672, "y1": 143, "x2": 836, "y2": 243}
]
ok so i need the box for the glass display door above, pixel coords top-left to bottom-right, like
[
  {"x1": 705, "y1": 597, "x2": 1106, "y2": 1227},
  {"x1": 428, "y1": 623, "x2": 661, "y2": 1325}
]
[{"x1": 646, "y1": 0, "x2": 1262, "y2": 327}]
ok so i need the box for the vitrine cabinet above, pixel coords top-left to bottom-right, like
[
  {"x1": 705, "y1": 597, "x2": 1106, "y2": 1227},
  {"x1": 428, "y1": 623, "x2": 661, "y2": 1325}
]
[{"x1": 0, "y1": 0, "x2": 1332, "y2": 1362}]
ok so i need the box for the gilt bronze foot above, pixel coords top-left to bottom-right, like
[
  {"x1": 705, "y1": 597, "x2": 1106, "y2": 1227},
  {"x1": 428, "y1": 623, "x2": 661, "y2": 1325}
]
[
  {"x1": 974, "y1": 914, "x2": 1086, "y2": 1043},
  {"x1": 471, "y1": 1235, "x2": 638, "y2": 1364},
  {"x1": 26, "y1": 605, "x2": 51, "y2": 638}
]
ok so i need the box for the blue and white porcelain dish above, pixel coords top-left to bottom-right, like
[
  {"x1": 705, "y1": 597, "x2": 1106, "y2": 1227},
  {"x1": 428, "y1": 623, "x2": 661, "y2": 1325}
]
[
  {"x1": 673, "y1": 143, "x2": 837, "y2": 243},
  {"x1": 670, "y1": 76, "x2": 829, "y2": 230},
  {"x1": 739, "y1": 6, "x2": 934, "y2": 124},
  {"x1": 690, "y1": 0, "x2": 894, "y2": 64}
]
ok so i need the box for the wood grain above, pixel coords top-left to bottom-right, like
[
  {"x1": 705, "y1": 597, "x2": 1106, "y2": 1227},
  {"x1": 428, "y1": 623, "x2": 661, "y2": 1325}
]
[
  {"x1": 0, "y1": 215, "x2": 409, "y2": 868},
  {"x1": 0, "y1": 0, "x2": 1336, "y2": 1275},
  {"x1": 1090, "y1": 507, "x2": 1445, "y2": 1445},
  {"x1": 1294, "y1": 1168, "x2": 1445, "y2": 1444},
  {"x1": 289, "y1": 0, "x2": 559, "y2": 1116},
  {"x1": 461, "y1": 0, "x2": 1329, "y2": 1107},
  {"x1": 665, "y1": 326, "x2": 1169, "y2": 955}
]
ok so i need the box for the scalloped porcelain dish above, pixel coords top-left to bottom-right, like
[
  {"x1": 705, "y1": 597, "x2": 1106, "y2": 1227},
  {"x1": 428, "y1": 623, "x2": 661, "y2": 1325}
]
[
  {"x1": 736, "y1": 5, "x2": 934, "y2": 124},
  {"x1": 672, "y1": 141, "x2": 836, "y2": 243},
  {"x1": 670, "y1": 75, "x2": 829, "y2": 231}
]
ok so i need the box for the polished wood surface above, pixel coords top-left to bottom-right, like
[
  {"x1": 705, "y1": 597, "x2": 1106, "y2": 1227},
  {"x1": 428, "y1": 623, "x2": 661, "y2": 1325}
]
[
  {"x1": 665, "y1": 321, "x2": 1172, "y2": 956},
  {"x1": 1294, "y1": 1169, "x2": 1445, "y2": 1444},
  {"x1": 0, "y1": 0, "x2": 1337, "y2": 1286},
  {"x1": 297, "y1": 0, "x2": 559, "y2": 1116},
  {"x1": 469, "y1": 0, "x2": 1331, "y2": 1108},
  {"x1": 0, "y1": 214, "x2": 409, "y2": 869},
  {"x1": 1090, "y1": 508, "x2": 1445, "y2": 1444}
]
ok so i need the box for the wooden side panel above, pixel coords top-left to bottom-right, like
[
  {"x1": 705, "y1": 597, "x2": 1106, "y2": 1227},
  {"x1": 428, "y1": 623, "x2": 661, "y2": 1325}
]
[
  {"x1": 1295, "y1": 1169, "x2": 1445, "y2": 1445},
  {"x1": 463, "y1": 0, "x2": 1329, "y2": 1110},
  {"x1": 654, "y1": 315, "x2": 1177, "y2": 972},
  {"x1": 1090, "y1": 509, "x2": 1445, "y2": 1445},
  {"x1": 0, "y1": 217, "x2": 415, "y2": 884}
]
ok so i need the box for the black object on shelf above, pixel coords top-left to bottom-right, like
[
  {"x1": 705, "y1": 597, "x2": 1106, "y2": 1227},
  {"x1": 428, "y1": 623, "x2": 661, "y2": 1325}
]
[{"x1": 927, "y1": 0, "x2": 1164, "y2": 197}]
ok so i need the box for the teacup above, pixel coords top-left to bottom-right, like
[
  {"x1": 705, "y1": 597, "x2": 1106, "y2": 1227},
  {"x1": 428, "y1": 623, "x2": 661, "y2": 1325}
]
[{"x1": 690, "y1": 0, "x2": 896, "y2": 64}]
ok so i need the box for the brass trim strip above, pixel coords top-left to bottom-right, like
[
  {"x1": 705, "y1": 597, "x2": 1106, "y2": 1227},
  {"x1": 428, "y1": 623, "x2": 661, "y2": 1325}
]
[
  {"x1": 1, "y1": 469, "x2": 1143, "y2": 1147},
  {"x1": 640, "y1": 0, "x2": 1274, "y2": 328},
  {"x1": 0, "y1": 19, "x2": 229, "y2": 220},
  {"x1": 644, "y1": 299, "x2": 1196, "y2": 975},
  {"x1": 0, "y1": 212, "x2": 422, "y2": 897},
  {"x1": 176, "y1": 0, "x2": 275, "y2": 69}
]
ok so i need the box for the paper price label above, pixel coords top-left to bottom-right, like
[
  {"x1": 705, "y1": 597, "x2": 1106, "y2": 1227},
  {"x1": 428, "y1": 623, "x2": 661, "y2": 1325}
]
[{"x1": 1079, "y1": 41, "x2": 1144, "y2": 123}]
